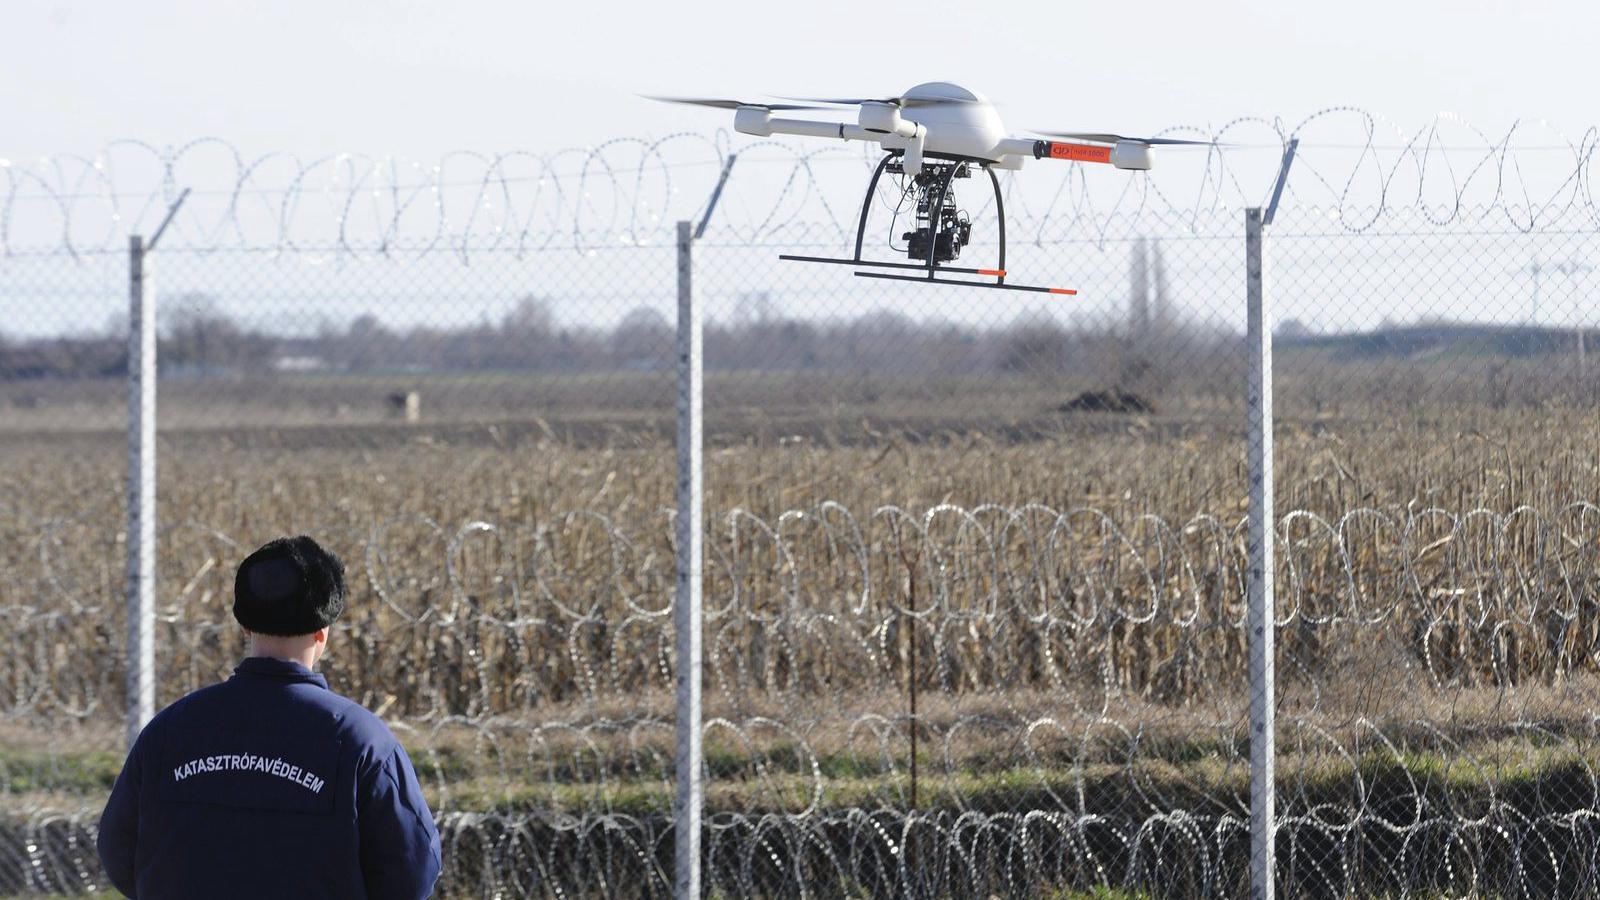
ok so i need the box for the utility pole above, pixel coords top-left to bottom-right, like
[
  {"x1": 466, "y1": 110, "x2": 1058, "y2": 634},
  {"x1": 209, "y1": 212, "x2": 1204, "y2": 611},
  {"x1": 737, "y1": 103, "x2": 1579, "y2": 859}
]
[
  {"x1": 1520, "y1": 258, "x2": 1546, "y2": 324},
  {"x1": 1562, "y1": 260, "x2": 1594, "y2": 378},
  {"x1": 1152, "y1": 239, "x2": 1169, "y2": 334},
  {"x1": 1129, "y1": 237, "x2": 1150, "y2": 339},
  {"x1": 1515, "y1": 256, "x2": 1592, "y2": 325}
]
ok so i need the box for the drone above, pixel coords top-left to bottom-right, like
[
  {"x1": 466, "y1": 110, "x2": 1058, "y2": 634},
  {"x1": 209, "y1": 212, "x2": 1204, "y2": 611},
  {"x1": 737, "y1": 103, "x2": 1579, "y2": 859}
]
[{"x1": 650, "y1": 82, "x2": 1215, "y2": 294}]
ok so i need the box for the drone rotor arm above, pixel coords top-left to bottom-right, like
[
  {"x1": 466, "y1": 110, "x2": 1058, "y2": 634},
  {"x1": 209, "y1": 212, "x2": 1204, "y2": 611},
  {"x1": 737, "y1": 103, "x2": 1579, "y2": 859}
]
[{"x1": 734, "y1": 108, "x2": 907, "y2": 143}]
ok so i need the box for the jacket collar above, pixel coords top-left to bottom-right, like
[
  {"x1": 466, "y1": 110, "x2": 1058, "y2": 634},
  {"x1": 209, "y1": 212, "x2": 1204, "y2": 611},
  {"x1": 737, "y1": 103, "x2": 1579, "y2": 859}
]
[{"x1": 233, "y1": 655, "x2": 329, "y2": 689}]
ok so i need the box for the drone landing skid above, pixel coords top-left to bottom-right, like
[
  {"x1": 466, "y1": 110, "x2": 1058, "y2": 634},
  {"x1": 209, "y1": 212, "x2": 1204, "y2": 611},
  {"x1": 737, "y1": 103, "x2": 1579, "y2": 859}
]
[
  {"x1": 777, "y1": 254, "x2": 1006, "y2": 278},
  {"x1": 778, "y1": 256, "x2": 1076, "y2": 294},
  {"x1": 779, "y1": 152, "x2": 1078, "y2": 296},
  {"x1": 854, "y1": 271, "x2": 1077, "y2": 295}
]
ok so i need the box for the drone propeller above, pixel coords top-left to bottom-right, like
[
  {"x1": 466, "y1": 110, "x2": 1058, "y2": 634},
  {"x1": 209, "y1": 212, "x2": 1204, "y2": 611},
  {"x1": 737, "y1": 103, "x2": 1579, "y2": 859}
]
[
  {"x1": 1036, "y1": 131, "x2": 1222, "y2": 147},
  {"x1": 780, "y1": 95, "x2": 976, "y2": 109},
  {"x1": 645, "y1": 96, "x2": 824, "y2": 111}
]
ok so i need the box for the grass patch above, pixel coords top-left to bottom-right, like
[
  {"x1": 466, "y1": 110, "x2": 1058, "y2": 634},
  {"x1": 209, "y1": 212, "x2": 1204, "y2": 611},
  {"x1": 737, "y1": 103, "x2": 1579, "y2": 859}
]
[
  {"x1": 13, "y1": 731, "x2": 1599, "y2": 822},
  {"x1": 0, "y1": 746, "x2": 122, "y2": 796}
]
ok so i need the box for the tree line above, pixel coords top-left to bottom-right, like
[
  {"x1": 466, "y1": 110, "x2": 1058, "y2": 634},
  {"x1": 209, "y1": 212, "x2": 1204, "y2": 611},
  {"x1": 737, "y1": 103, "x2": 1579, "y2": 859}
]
[{"x1": 1, "y1": 293, "x2": 1231, "y2": 383}]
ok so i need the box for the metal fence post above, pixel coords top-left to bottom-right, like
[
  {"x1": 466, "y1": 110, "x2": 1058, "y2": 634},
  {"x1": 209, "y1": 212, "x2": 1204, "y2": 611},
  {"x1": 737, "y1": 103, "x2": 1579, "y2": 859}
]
[
  {"x1": 1245, "y1": 207, "x2": 1276, "y2": 900},
  {"x1": 674, "y1": 219, "x2": 704, "y2": 899},
  {"x1": 125, "y1": 234, "x2": 157, "y2": 750}
]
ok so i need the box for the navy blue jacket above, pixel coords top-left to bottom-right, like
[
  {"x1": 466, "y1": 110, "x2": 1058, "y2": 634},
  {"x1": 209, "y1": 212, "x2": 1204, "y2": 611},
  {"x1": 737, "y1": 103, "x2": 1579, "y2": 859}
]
[{"x1": 97, "y1": 656, "x2": 441, "y2": 899}]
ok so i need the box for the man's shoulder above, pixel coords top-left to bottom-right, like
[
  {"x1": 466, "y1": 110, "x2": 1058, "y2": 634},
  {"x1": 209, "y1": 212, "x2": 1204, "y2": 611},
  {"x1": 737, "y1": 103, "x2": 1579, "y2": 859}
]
[
  {"x1": 147, "y1": 678, "x2": 400, "y2": 755},
  {"x1": 145, "y1": 680, "x2": 230, "y2": 726},
  {"x1": 319, "y1": 689, "x2": 401, "y2": 752}
]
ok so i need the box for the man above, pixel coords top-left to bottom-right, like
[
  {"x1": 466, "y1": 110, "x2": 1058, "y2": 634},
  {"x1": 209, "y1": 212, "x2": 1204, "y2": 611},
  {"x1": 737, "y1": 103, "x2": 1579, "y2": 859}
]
[{"x1": 97, "y1": 535, "x2": 442, "y2": 899}]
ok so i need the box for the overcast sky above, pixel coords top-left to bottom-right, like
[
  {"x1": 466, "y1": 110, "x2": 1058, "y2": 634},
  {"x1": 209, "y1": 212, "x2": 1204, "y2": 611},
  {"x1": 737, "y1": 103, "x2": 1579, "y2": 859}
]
[
  {"x1": 3, "y1": 0, "x2": 1595, "y2": 336},
  {"x1": 5, "y1": 0, "x2": 1596, "y2": 161}
]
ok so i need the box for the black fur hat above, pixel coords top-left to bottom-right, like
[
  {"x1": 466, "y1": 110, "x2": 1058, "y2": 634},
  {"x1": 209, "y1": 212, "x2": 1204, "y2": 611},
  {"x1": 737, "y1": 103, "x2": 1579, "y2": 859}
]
[{"x1": 233, "y1": 536, "x2": 347, "y2": 637}]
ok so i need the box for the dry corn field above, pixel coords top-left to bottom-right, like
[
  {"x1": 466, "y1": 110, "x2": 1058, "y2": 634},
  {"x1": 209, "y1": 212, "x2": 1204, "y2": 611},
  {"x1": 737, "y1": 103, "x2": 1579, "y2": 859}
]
[{"x1": 5, "y1": 392, "x2": 1600, "y2": 898}]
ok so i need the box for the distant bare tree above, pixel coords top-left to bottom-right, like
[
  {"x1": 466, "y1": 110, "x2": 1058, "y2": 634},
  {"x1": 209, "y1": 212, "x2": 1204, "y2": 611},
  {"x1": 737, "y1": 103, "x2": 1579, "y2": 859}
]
[
  {"x1": 501, "y1": 296, "x2": 554, "y2": 338},
  {"x1": 999, "y1": 313, "x2": 1068, "y2": 375},
  {"x1": 612, "y1": 307, "x2": 671, "y2": 369},
  {"x1": 161, "y1": 294, "x2": 272, "y2": 374}
]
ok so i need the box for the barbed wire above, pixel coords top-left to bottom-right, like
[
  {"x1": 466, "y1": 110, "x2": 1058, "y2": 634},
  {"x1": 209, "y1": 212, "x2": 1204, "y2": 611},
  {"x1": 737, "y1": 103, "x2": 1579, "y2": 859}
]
[
  {"x1": 7, "y1": 500, "x2": 1600, "y2": 894},
  {"x1": 19, "y1": 800, "x2": 1600, "y2": 898},
  {"x1": 4, "y1": 110, "x2": 1598, "y2": 260}
]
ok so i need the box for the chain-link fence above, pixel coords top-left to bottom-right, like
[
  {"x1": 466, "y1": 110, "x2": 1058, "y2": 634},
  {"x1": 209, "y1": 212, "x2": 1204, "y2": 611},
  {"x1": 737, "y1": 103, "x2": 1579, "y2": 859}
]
[{"x1": 4, "y1": 115, "x2": 1600, "y2": 897}]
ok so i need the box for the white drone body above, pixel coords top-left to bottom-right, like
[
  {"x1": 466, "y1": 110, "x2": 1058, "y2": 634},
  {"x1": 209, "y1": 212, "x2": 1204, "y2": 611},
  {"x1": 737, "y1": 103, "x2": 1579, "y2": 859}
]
[
  {"x1": 651, "y1": 82, "x2": 1211, "y2": 293},
  {"x1": 728, "y1": 82, "x2": 1154, "y2": 175}
]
